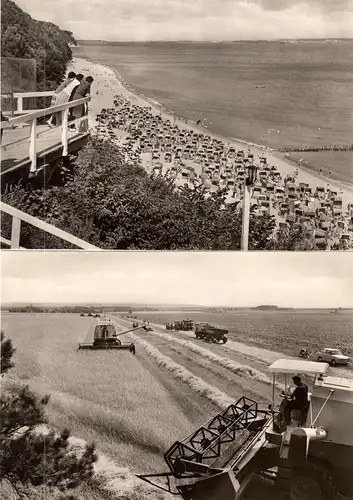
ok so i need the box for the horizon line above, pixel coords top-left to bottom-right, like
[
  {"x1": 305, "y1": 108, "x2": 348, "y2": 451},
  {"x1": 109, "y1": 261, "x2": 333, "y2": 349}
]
[
  {"x1": 1, "y1": 303, "x2": 350, "y2": 310},
  {"x1": 75, "y1": 37, "x2": 353, "y2": 43}
]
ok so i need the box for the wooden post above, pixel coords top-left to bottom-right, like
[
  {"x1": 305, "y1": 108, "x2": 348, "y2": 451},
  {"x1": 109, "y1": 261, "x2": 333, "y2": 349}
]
[
  {"x1": 17, "y1": 95, "x2": 25, "y2": 128},
  {"x1": 241, "y1": 182, "x2": 250, "y2": 251},
  {"x1": 17, "y1": 96, "x2": 23, "y2": 113},
  {"x1": 29, "y1": 119, "x2": 37, "y2": 173},
  {"x1": 61, "y1": 108, "x2": 69, "y2": 156},
  {"x1": 10, "y1": 89, "x2": 15, "y2": 118},
  {"x1": 11, "y1": 216, "x2": 21, "y2": 248}
]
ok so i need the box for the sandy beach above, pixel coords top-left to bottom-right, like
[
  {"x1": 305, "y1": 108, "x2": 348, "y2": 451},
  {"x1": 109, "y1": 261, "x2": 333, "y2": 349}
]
[{"x1": 69, "y1": 56, "x2": 353, "y2": 211}]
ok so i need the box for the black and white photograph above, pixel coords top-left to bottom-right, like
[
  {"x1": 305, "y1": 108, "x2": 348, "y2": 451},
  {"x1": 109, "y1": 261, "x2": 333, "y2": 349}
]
[
  {"x1": 1, "y1": 251, "x2": 353, "y2": 500},
  {"x1": 0, "y1": 0, "x2": 352, "y2": 250},
  {"x1": 1, "y1": 2, "x2": 353, "y2": 500}
]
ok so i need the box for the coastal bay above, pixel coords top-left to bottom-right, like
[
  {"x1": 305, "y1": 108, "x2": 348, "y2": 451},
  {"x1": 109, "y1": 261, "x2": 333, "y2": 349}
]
[{"x1": 70, "y1": 55, "x2": 353, "y2": 209}]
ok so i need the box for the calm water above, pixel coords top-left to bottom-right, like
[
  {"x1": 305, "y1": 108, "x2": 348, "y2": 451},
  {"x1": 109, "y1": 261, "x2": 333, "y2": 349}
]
[{"x1": 74, "y1": 41, "x2": 353, "y2": 179}]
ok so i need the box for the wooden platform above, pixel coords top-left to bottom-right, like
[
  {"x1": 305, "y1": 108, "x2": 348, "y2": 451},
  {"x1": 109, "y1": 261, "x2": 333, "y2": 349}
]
[
  {"x1": 1, "y1": 124, "x2": 89, "y2": 183},
  {"x1": 1, "y1": 92, "x2": 91, "y2": 188}
]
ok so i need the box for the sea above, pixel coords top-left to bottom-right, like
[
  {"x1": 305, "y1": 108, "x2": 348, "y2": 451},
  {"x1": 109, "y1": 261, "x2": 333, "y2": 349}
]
[{"x1": 73, "y1": 40, "x2": 353, "y2": 183}]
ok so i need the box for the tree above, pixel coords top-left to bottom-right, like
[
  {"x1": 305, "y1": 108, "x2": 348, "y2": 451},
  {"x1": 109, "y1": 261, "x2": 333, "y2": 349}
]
[
  {"x1": 1, "y1": 0, "x2": 75, "y2": 93},
  {"x1": 0, "y1": 333, "x2": 97, "y2": 499},
  {"x1": 1, "y1": 331, "x2": 15, "y2": 375}
]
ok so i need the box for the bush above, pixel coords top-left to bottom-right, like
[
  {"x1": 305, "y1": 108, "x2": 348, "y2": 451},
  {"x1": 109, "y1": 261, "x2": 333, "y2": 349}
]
[
  {"x1": 2, "y1": 137, "x2": 278, "y2": 250},
  {"x1": 0, "y1": 332, "x2": 97, "y2": 499}
]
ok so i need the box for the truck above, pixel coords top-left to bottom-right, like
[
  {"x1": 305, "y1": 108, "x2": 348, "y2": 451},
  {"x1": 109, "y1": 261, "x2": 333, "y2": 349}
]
[
  {"x1": 137, "y1": 359, "x2": 353, "y2": 500},
  {"x1": 194, "y1": 322, "x2": 228, "y2": 344},
  {"x1": 166, "y1": 320, "x2": 194, "y2": 331}
]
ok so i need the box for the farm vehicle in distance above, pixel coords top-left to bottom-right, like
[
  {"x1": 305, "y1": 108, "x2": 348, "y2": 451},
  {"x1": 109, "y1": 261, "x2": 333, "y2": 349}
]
[
  {"x1": 166, "y1": 320, "x2": 194, "y2": 331},
  {"x1": 195, "y1": 322, "x2": 228, "y2": 344}
]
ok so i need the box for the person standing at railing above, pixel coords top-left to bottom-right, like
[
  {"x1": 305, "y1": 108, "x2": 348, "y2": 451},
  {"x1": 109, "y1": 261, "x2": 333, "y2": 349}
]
[
  {"x1": 48, "y1": 74, "x2": 84, "y2": 128},
  {"x1": 46, "y1": 71, "x2": 77, "y2": 128},
  {"x1": 69, "y1": 76, "x2": 94, "y2": 133}
]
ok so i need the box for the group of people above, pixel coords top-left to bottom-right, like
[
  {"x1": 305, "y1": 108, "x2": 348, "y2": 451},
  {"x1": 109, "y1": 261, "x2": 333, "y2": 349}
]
[{"x1": 47, "y1": 71, "x2": 94, "y2": 132}]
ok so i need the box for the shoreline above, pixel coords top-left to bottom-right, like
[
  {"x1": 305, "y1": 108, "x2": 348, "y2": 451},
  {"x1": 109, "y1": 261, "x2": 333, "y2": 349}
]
[{"x1": 70, "y1": 56, "x2": 353, "y2": 208}]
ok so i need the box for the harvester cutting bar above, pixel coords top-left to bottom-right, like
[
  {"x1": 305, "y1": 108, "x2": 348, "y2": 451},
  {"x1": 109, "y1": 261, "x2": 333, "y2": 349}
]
[
  {"x1": 78, "y1": 342, "x2": 132, "y2": 350},
  {"x1": 165, "y1": 397, "x2": 259, "y2": 475}
]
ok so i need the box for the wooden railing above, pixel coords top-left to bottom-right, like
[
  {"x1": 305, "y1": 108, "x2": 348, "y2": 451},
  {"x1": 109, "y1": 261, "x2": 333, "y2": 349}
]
[
  {"x1": 0, "y1": 202, "x2": 100, "y2": 249},
  {"x1": 1, "y1": 92, "x2": 91, "y2": 173},
  {"x1": 1, "y1": 91, "x2": 55, "y2": 116}
]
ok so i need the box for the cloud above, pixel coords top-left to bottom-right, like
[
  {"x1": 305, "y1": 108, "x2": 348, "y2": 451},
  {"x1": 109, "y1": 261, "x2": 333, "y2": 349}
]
[{"x1": 13, "y1": 0, "x2": 353, "y2": 40}]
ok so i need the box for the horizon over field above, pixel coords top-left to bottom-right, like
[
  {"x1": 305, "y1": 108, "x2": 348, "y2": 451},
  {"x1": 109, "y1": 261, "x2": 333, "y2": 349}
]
[
  {"x1": 2, "y1": 303, "x2": 352, "y2": 310},
  {"x1": 76, "y1": 38, "x2": 353, "y2": 43}
]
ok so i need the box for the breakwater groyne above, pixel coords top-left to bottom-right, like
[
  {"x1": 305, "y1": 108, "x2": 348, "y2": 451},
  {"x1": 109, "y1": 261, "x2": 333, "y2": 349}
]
[{"x1": 279, "y1": 145, "x2": 353, "y2": 153}]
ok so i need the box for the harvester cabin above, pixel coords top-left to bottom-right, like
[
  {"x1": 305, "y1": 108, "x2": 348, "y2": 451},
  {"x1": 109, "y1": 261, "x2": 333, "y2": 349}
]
[{"x1": 94, "y1": 322, "x2": 117, "y2": 340}]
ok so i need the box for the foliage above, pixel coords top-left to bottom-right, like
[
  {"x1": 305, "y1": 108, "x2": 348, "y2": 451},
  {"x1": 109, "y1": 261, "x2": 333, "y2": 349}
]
[
  {"x1": 1, "y1": 331, "x2": 15, "y2": 375},
  {"x1": 1, "y1": 0, "x2": 76, "y2": 92},
  {"x1": 0, "y1": 333, "x2": 97, "y2": 499},
  {"x1": 2, "y1": 137, "x2": 278, "y2": 250},
  {"x1": 270, "y1": 224, "x2": 317, "y2": 251}
]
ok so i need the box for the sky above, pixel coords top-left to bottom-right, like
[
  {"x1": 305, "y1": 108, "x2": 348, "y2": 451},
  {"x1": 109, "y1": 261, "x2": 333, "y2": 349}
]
[
  {"x1": 14, "y1": 0, "x2": 353, "y2": 41},
  {"x1": 1, "y1": 252, "x2": 353, "y2": 308}
]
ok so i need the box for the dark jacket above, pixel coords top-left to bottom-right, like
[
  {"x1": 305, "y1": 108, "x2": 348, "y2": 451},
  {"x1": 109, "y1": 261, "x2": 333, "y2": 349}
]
[
  {"x1": 71, "y1": 81, "x2": 91, "y2": 101},
  {"x1": 292, "y1": 382, "x2": 308, "y2": 407}
]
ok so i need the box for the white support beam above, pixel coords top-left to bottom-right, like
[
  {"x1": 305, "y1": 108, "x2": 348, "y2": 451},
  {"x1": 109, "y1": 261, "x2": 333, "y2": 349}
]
[{"x1": 29, "y1": 119, "x2": 37, "y2": 173}]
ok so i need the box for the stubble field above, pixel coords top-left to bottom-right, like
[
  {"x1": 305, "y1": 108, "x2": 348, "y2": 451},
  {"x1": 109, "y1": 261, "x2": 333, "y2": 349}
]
[{"x1": 2, "y1": 311, "x2": 352, "y2": 499}]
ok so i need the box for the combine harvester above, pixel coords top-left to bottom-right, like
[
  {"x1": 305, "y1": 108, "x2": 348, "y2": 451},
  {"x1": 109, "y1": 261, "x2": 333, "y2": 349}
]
[
  {"x1": 78, "y1": 318, "x2": 152, "y2": 350},
  {"x1": 194, "y1": 322, "x2": 228, "y2": 344},
  {"x1": 137, "y1": 359, "x2": 353, "y2": 500}
]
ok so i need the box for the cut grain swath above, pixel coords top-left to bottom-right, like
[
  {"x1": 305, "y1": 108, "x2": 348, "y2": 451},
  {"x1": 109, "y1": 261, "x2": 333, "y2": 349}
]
[
  {"x1": 129, "y1": 333, "x2": 234, "y2": 409},
  {"x1": 137, "y1": 328, "x2": 280, "y2": 388}
]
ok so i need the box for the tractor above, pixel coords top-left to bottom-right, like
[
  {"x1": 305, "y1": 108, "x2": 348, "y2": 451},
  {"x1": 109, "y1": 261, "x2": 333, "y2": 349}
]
[
  {"x1": 195, "y1": 322, "x2": 228, "y2": 344},
  {"x1": 137, "y1": 359, "x2": 353, "y2": 500}
]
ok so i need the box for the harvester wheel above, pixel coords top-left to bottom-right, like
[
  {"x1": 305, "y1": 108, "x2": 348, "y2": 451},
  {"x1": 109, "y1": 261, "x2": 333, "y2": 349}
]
[{"x1": 288, "y1": 460, "x2": 336, "y2": 500}]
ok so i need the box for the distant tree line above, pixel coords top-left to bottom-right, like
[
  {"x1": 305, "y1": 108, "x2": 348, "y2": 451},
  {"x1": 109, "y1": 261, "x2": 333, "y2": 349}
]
[
  {"x1": 1, "y1": 0, "x2": 76, "y2": 92},
  {"x1": 2, "y1": 306, "x2": 134, "y2": 314}
]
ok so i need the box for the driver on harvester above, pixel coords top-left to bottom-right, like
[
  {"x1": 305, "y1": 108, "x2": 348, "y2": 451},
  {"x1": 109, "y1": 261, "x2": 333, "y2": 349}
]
[{"x1": 284, "y1": 375, "x2": 309, "y2": 424}]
